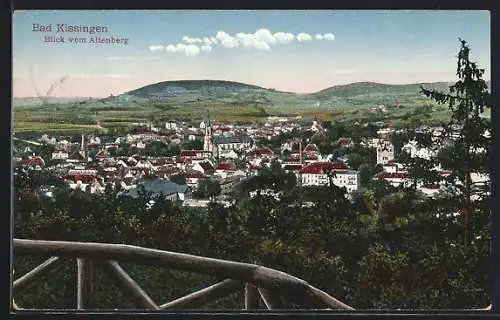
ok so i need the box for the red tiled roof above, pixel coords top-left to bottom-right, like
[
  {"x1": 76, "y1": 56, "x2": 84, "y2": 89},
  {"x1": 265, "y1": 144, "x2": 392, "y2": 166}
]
[
  {"x1": 180, "y1": 150, "x2": 206, "y2": 157},
  {"x1": 337, "y1": 138, "x2": 352, "y2": 145},
  {"x1": 186, "y1": 170, "x2": 205, "y2": 179},
  {"x1": 303, "y1": 144, "x2": 319, "y2": 152},
  {"x1": 438, "y1": 170, "x2": 452, "y2": 176},
  {"x1": 383, "y1": 163, "x2": 398, "y2": 167},
  {"x1": 96, "y1": 150, "x2": 108, "y2": 158},
  {"x1": 215, "y1": 125, "x2": 231, "y2": 131},
  {"x1": 216, "y1": 162, "x2": 236, "y2": 171},
  {"x1": 23, "y1": 157, "x2": 45, "y2": 167},
  {"x1": 377, "y1": 172, "x2": 409, "y2": 179},
  {"x1": 299, "y1": 162, "x2": 349, "y2": 174},
  {"x1": 283, "y1": 164, "x2": 303, "y2": 171},
  {"x1": 198, "y1": 162, "x2": 214, "y2": 171},
  {"x1": 247, "y1": 147, "x2": 274, "y2": 157}
]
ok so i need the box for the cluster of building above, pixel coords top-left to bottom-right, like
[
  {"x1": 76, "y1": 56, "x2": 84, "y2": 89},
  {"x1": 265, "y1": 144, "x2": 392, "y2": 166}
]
[{"x1": 13, "y1": 113, "x2": 490, "y2": 204}]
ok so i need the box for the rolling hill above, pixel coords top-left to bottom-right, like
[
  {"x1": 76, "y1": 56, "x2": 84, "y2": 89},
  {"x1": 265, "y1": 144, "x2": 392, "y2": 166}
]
[{"x1": 12, "y1": 79, "x2": 491, "y2": 133}]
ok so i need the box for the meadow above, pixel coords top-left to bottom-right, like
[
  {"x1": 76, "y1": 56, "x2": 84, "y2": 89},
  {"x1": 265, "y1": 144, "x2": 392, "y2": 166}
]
[{"x1": 12, "y1": 80, "x2": 471, "y2": 133}]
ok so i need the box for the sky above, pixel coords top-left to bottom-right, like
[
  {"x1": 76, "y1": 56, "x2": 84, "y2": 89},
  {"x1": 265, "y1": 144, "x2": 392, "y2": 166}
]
[{"x1": 12, "y1": 10, "x2": 490, "y2": 98}]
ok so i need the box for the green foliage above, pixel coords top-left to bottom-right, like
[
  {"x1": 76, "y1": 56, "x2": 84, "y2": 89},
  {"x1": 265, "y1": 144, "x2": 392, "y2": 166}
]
[
  {"x1": 169, "y1": 174, "x2": 187, "y2": 185},
  {"x1": 181, "y1": 139, "x2": 203, "y2": 151},
  {"x1": 193, "y1": 179, "x2": 222, "y2": 199},
  {"x1": 143, "y1": 140, "x2": 170, "y2": 157},
  {"x1": 12, "y1": 40, "x2": 491, "y2": 311},
  {"x1": 13, "y1": 165, "x2": 491, "y2": 309},
  {"x1": 420, "y1": 39, "x2": 491, "y2": 246}
]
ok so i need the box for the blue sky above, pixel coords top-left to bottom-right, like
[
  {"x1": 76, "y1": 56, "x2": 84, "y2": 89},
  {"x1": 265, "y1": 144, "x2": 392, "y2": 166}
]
[{"x1": 13, "y1": 10, "x2": 490, "y2": 97}]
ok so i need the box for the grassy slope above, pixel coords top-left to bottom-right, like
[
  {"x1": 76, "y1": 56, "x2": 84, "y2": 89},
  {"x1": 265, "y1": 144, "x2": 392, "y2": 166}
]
[{"x1": 12, "y1": 80, "x2": 490, "y2": 132}]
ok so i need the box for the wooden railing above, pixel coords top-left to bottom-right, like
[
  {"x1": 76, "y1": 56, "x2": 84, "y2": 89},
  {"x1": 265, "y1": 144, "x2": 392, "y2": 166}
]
[{"x1": 12, "y1": 238, "x2": 355, "y2": 311}]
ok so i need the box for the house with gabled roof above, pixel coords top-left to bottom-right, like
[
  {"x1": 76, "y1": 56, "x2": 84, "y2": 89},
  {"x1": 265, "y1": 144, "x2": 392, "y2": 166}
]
[
  {"x1": 246, "y1": 147, "x2": 274, "y2": 159},
  {"x1": 51, "y1": 150, "x2": 69, "y2": 161},
  {"x1": 21, "y1": 156, "x2": 45, "y2": 170},
  {"x1": 374, "y1": 171, "x2": 410, "y2": 188},
  {"x1": 213, "y1": 135, "x2": 253, "y2": 158},
  {"x1": 95, "y1": 149, "x2": 109, "y2": 160},
  {"x1": 376, "y1": 140, "x2": 395, "y2": 164},
  {"x1": 192, "y1": 161, "x2": 215, "y2": 175},
  {"x1": 336, "y1": 138, "x2": 354, "y2": 148},
  {"x1": 298, "y1": 162, "x2": 359, "y2": 193},
  {"x1": 214, "y1": 162, "x2": 237, "y2": 179},
  {"x1": 122, "y1": 178, "x2": 189, "y2": 202},
  {"x1": 185, "y1": 170, "x2": 205, "y2": 187}
]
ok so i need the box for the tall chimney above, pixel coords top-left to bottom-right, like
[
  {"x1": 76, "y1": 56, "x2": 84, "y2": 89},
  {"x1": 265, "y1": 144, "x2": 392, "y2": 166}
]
[{"x1": 299, "y1": 140, "x2": 303, "y2": 165}]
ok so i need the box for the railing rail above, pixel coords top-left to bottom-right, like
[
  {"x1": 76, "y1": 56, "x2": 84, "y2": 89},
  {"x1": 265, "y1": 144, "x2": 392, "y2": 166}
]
[{"x1": 12, "y1": 238, "x2": 355, "y2": 311}]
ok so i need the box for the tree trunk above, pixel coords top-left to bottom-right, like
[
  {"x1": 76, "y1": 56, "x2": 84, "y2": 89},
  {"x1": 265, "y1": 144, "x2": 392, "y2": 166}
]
[
  {"x1": 463, "y1": 115, "x2": 473, "y2": 247},
  {"x1": 464, "y1": 168, "x2": 473, "y2": 246}
]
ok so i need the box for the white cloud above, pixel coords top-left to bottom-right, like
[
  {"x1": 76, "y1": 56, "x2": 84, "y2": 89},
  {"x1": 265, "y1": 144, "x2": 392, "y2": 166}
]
[
  {"x1": 150, "y1": 28, "x2": 334, "y2": 56},
  {"x1": 221, "y1": 37, "x2": 239, "y2": 48},
  {"x1": 183, "y1": 36, "x2": 203, "y2": 44},
  {"x1": 175, "y1": 43, "x2": 187, "y2": 53},
  {"x1": 323, "y1": 33, "x2": 335, "y2": 41},
  {"x1": 149, "y1": 45, "x2": 164, "y2": 52},
  {"x1": 254, "y1": 28, "x2": 276, "y2": 45},
  {"x1": 201, "y1": 44, "x2": 212, "y2": 52},
  {"x1": 166, "y1": 45, "x2": 177, "y2": 53},
  {"x1": 216, "y1": 31, "x2": 231, "y2": 42},
  {"x1": 185, "y1": 44, "x2": 200, "y2": 56},
  {"x1": 215, "y1": 31, "x2": 240, "y2": 48},
  {"x1": 254, "y1": 41, "x2": 270, "y2": 51},
  {"x1": 274, "y1": 32, "x2": 294, "y2": 44},
  {"x1": 297, "y1": 33, "x2": 312, "y2": 42},
  {"x1": 235, "y1": 32, "x2": 255, "y2": 48}
]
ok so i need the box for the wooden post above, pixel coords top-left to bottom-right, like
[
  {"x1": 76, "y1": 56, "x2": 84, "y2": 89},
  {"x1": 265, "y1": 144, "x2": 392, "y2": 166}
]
[
  {"x1": 306, "y1": 285, "x2": 355, "y2": 310},
  {"x1": 13, "y1": 257, "x2": 61, "y2": 295},
  {"x1": 159, "y1": 279, "x2": 242, "y2": 309},
  {"x1": 244, "y1": 283, "x2": 260, "y2": 310},
  {"x1": 77, "y1": 258, "x2": 94, "y2": 310},
  {"x1": 258, "y1": 287, "x2": 285, "y2": 310},
  {"x1": 14, "y1": 239, "x2": 355, "y2": 311},
  {"x1": 96, "y1": 260, "x2": 159, "y2": 310}
]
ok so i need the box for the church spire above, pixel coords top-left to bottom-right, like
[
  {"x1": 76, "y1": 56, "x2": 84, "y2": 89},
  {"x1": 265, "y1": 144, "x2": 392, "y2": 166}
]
[
  {"x1": 206, "y1": 109, "x2": 211, "y2": 127},
  {"x1": 203, "y1": 110, "x2": 213, "y2": 153}
]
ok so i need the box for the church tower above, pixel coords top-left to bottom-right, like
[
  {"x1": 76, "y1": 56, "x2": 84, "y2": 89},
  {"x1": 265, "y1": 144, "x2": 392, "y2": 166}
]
[
  {"x1": 203, "y1": 110, "x2": 213, "y2": 153},
  {"x1": 80, "y1": 133, "x2": 88, "y2": 163}
]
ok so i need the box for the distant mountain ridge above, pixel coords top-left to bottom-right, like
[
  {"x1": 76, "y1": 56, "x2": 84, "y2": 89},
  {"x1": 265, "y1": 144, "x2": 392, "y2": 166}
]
[
  {"x1": 13, "y1": 80, "x2": 491, "y2": 109},
  {"x1": 121, "y1": 79, "x2": 490, "y2": 99}
]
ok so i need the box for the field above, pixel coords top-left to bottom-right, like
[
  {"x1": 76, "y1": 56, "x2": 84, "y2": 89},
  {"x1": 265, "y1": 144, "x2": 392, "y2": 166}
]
[
  {"x1": 13, "y1": 122, "x2": 107, "y2": 133},
  {"x1": 12, "y1": 80, "x2": 489, "y2": 133}
]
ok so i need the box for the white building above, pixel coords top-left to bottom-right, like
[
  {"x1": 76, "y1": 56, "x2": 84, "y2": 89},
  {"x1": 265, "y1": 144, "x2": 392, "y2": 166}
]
[
  {"x1": 165, "y1": 122, "x2": 178, "y2": 131},
  {"x1": 376, "y1": 140, "x2": 395, "y2": 164},
  {"x1": 213, "y1": 135, "x2": 252, "y2": 158},
  {"x1": 51, "y1": 151, "x2": 69, "y2": 160},
  {"x1": 402, "y1": 140, "x2": 435, "y2": 160},
  {"x1": 298, "y1": 162, "x2": 359, "y2": 194},
  {"x1": 374, "y1": 171, "x2": 410, "y2": 188}
]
